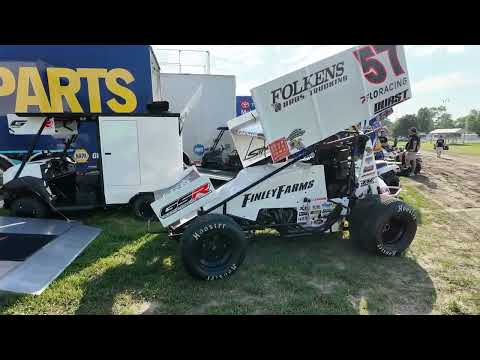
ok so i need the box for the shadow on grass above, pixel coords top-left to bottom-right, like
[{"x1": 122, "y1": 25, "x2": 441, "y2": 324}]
[
  {"x1": 411, "y1": 174, "x2": 438, "y2": 189},
  {"x1": 73, "y1": 229, "x2": 436, "y2": 315}
]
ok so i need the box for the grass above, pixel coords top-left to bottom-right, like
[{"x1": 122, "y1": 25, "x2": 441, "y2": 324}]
[{"x1": 0, "y1": 185, "x2": 478, "y2": 315}]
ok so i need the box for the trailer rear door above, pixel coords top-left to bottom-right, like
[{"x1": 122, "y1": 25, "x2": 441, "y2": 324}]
[{"x1": 99, "y1": 119, "x2": 141, "y2": 187}]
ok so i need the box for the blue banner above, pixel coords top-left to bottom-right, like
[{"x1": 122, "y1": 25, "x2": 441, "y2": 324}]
[
  {"x1": 236, "y1": 96, "x2": 255, "y2": 116},
  {"x1": 0, "y1": 45, "x2": 154, "y2": 172}
]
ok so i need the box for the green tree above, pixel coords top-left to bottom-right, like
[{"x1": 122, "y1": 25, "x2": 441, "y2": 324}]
[
  {"x1": 472, "y1": 120, "x2": 480, "y2": 135},
  {"x1": 393, "y1": 114, "x2": 418, "y2": 137},
  {"x1": 382, "y1": 118, "x2": 394, "y2": 134},
  {"x1": 436, "y1": 113, "x2": 455, "y2": 129},
  {"x1": 416, "y1": 107, "x2": 435, "y2": 133}
]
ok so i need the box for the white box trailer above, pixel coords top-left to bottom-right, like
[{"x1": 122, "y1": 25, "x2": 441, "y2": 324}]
[{"x1": 159, "y1": 73, "x2": 236, "y2": 164}]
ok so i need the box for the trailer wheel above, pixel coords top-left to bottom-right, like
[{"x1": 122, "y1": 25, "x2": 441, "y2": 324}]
[
  {"x1": 350, "y1": 195, "x2": 417, "y2": 256},
  {"x1": 10, "y1": 195, "x2": 50, "y2": 218},
  {"x1": 132, "y1": 194, "x2": 156, "y2": 221},
  {"x1": 180, "y1": 214, "x2": 248, "y2": 280},
  {"x1": 0, "y1": 157, "x2": 13, "y2": 172}
]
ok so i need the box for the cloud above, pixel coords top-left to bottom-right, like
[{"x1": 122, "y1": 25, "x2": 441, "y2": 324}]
[
  {"x1": 406, "y1": 45, "x2": 465, "y2": 57},
  {"x1": 413, "y1": 72, "x2": 479, "y2": 94}
]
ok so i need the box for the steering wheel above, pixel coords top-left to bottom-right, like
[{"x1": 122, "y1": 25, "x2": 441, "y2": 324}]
[{"x1": 64, "y1": 155, "x2": 76, "y2": 164}]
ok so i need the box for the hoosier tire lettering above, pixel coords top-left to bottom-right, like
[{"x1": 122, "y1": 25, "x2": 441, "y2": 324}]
[{"x1": 192, "y1": 223, "x2": 227, "y2": 240}]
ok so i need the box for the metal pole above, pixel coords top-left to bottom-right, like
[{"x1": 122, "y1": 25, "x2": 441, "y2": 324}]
[
  {"x1": 14, "y1": 117, "x2": 49, "y2": 180},
  {"x1": 206, "y1": 51, "x2": 211, "y2": 74},
  {"x1": 179, "y1": 50, "x2": 181, "y2": 73}
]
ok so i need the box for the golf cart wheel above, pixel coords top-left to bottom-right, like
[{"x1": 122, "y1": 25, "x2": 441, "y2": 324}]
[
  {"x1": 350, "y1": 195, "x2": 417, "y2": 256},
  {"x1": 132, "y1": 193, "x2": 156, "y2": 221},
  {"x1": 180, "y1": 214, "x2": 248, "y2": 280},
  {"x1": 10, "y1": 195, "x2": 50, "y2": 218}
]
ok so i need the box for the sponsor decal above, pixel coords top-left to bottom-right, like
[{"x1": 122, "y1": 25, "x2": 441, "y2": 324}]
[
  {"x1": 160, "y1": 182, "x2": 211, "y2": 218},
  {"x1": 241, "y1": 180, "x2": 315, "y2": 208},
  {"x1": 73, "y1": 148, "x2": 89, "y2": 164},
  {"x1": 245, "y1": 146, "x2": 269, "y2": 161},
  {"x1": 360, "y1": 77, "x2": 408, "y2": 104},
  {"x1": 0, "y1": 66, "x2": 137, "y2": 113},
  {"x1": 269, "y1": 137, "x2": 290, "y2": 162},
  {"x1": 374, "y1": 89, "x2": 409, "y2": 114},
  {"x1": 360, "y1": 178, "x2": 375, "y2": 187},
  {"x1": 270, "y1": 61, "x2": 347, "y2": 112},
  {"x1": 363, "y1": 164, "x2": 375, "y2": 173},
  {"x1": 193, "y1": 144, "x2": 205, "y2": 156},
  {"x1": 287, "y1": 128, "x2": 306, "y2": 151},
  {"x1": 376, "y1": 108, "x2": 393, "y2": 121},
  {"x1": 240, "y1": 100, "x2": 250, "y2": 114},
  {"x1": 9, "y1": 119, "x2": 27, "y2": 129}
]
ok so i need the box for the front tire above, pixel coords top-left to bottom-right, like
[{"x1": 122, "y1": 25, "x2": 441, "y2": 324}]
[
  {"x1": 180, "y1": 214, "x2": 248, "y2": 280},
  {"x1": 10, "y1": 196, "x2": 50, "y2": 218},
  {"x1": 350, "y1": 195, "x2": 417, "y2": 256}
]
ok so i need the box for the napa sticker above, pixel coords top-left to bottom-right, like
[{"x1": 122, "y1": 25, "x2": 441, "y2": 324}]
[
  {"x1": 73, "y1": 148, "x2": 90, "y2": 164},
  {"x1": 0, "y1": 64, "x2": 137, "y2": 113}
]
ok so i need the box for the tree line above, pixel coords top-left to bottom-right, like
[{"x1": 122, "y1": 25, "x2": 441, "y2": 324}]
[{"x1": 386, "y1": 106, "x2": 480, "y2": 137}]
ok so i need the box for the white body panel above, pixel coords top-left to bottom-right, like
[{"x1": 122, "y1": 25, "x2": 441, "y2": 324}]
[
  {"x1": 151, "y1": 162, "x2": 334, "y2": 227},
  {"x1": 205, "y1": 163, "x2": 327, "y2": 221},
  {"x1": 7, "y1": 114, "x2": 56, "y2": 135},
  {"x1": 160, "y1": 73, "x2": 236, "y2": 162},
  {"x1": 227, "y1": 110, "x2": 270, "y2": 168},
  {"x1": 98, "y1": 116, "x2": 184, "y2": 205},
  {"x1": 3, "y1": 161, "x2": 46, "y2": 184},
  {"x1": 150, "y1": 166, "x2": 217, "y2": 226},
  {"x1": 251, "y1": 45, "x2": 410, "y2": 161}
]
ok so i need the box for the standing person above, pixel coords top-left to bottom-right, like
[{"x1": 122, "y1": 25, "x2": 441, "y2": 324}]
[
  {"x1": 405, "y1": 127, "x2": 420, "y2": 176},
  {"x1": 435, "y1": 135, "x2": 445, "y2": 158}
]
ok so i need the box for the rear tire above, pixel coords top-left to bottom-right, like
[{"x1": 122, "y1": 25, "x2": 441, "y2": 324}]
[
  {"x1": 350, "y1": 195, "x2": 417, "y2": 256},
  {"x1": 132, "y1": 194, "x2": 156, "y2": 221},
  {"x1": 10, "y1": 196, "x2": 50, "y2": 218},
  {"x1": 180, "y1": 214, "x2": 248, "y2": 280}
]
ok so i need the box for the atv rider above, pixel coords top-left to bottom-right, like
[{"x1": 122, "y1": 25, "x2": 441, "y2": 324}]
[
  {"x1": 405, "y1": 127, "x2": 420, "y2": 176},
  {"x1": 435, "y1": 135, "x2": 445, "y2": 158}
]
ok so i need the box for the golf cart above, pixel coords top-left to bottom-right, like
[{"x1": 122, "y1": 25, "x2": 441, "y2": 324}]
[
  {"x1": 149, "y1": 45, "x2": 418, "y2": 281},
  {"x1": 200, "y1": 127, "x2": 243, "y2": 172}
]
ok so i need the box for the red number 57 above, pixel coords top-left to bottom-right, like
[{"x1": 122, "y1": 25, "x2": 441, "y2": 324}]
[{"x1": 353, "y1": 45, "x2": 405, "y2": 84}]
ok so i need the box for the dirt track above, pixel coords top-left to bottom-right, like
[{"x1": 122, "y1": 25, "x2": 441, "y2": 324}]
[
  {"x1": 408, "y1": 150, "x2": 480, "y2": 232},
  {"x1": 413, "y1": 151, "x2": 480, "y2": 210}
]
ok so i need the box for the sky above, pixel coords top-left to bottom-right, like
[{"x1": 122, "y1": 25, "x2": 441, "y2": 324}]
[{"x1": 152, "y1": 45, "x2": 480, "y2": 121}]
